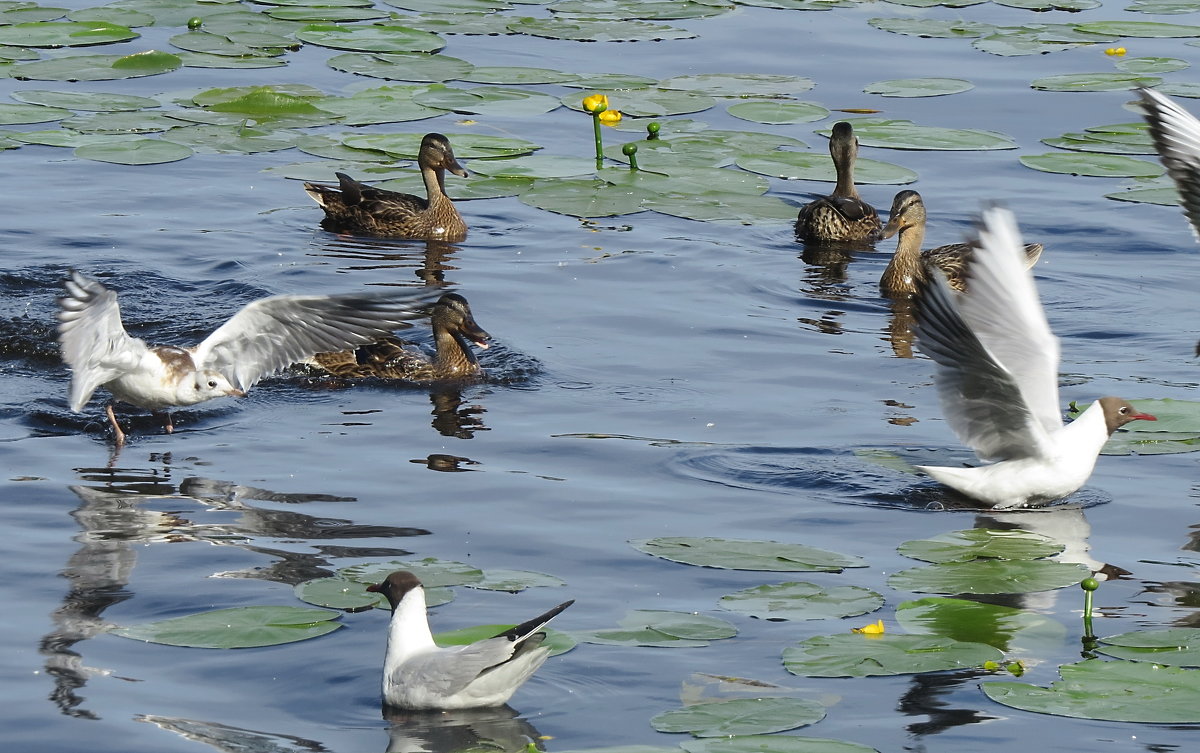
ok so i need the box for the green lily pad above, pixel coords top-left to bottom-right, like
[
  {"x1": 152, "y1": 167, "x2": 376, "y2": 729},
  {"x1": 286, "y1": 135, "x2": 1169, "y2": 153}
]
[
  {"x1": 0, "y1": 6, "x2": 67, "y2": 24},
  {"x1": 719, "y1": 582, "x2": 884, "y2": 621},
  {"x1": 412, "y1": 85, "x2": 561, "y2": 117},
  {"x1": 8, "y1": 129, "x2": 131, "y2": 147},
  {"x1": 179, "y1": 52, "x2": 288, "y2": 69},
  {"x1": 1073, "y1": 20, "x2": 1200, "y2": 37},
  {"x1": 384, "y1": 0, "x2": 510, "y2": 11},
  {"x1": 1116, "y1": 56, "x2": 1190, "y2": 73},
  {"x1": 0, "y1": 20, "x2": 137, "y2": 48},
  {"x1": 604, "y1": 165, "x2": 770, "y2": 195},
  {"x1": 574, "y1": 609, "x2": 737, "y2": 647},
  {"x1": 1042, "y1": 132, "x2": 1155, "y2": 155},
  {"x1": 888, "y1": 560, "x2": 1090, "y2": 595},
  {"x1": 727, "y1": 100, "x2": 829, "y2": 124},
  {"x1": 0, "y1": 102, "x2": 68, "y2": 124},
  {"x1": 863, "y1": 78, "x2": 973, "y2": 98},
  {"x1": 75, "y1": 138, "x2": 193, "y2": 164},
  {"x1": 1098, "y1": 628, "x2": 1200, "y2": 666},
  {"x1": 193, "y1": 84, "x2": 325, "y2": 107},
  {"x1": 10, "y1": 88, "x2": 157, "y2": 111},
  {"x1": 342, "y1": 131, "x2": 539, "y2": 158},
  {"x1": 736, "y1": 152, "x2": 918, "y2": 184},
  {"x1": 160, "y1": 124, "x2": 296, "y2": 154},
  {"x1": 377, "y1": 173, "x2": 532, "y2": 200},
  {"x1": 548, "y1": 0, "x2": 730, "y2": 19},
  {"x1": 1156, "y1": 82, "x2": 1200, "y2": 98},
  {"x1": 868, "y1": 17, "x2": 995, "y2": 38},
  {"x1": 631, "y1": 536, "x2": 867, "y2": 572},
  {"x1": 316, "y1": 85, "x2": 443, "y2": 125},
  {"x1": 643, "y1": 191, "x2": 798, "y2": 223},
  {"x1": 339, "y1": 557, "x2": 484, "y2": 588},
  {"x1": 10, "y1": 51, "x2": 179, "y2": 80},
  {"x1": 896, "y1": 597, "x2": 1068, "y2": 652},
  {"x1": 400, "y1": 11, "x2": 518, "y2": 37},
  {"x1": 1129, "y1": 0, "x2": 1200, "y2": 11},
  {"x1": 520, "y1": 178, "x2": 647, "y2": 217},
  {"x1": 460, "y1": 65, "x2": 578, "y2": 84},
  {"x1": 563, "y1": 88, "x2": 715, "y2": 117},
  {"x1": 972, "y1": 33, "x2": 1090, "y2": 57},
  {"x1": 294, "y1": 133, "x2": 394, "y2": 162},
  {"x1": 995, "y1": 0, "x2": 1099, "y2": 8},
  {"x1": 466, "y1": 569, "x2": 567, "y2": 592},
  {"x1": 1105, "y1": 182, "x2": 1182, "y2": 205},
  {"x1": 294, "y1": 576, "x2": 382, "y2": 609},
  {"x1": 897, "y1": 529, "x2": 1064, "y2": 563},
  {"x1": 296, "y1": 23, "x2": 445, "y2": 52},
  {"x1": 0, "y1": 44, "x2": 39, "y2": 60},
  {"x1": 1020, "y1": 152, "x2": 1163, "y2": 178},
  {"x1": 168, "y1": 31, "x2": 290, "y2": 57},
  {"x1": 820, "y1": 118, "x2": 1015, "y2": 150},
  {"x1": 67, "y1": 7, "x2": 156, "y2": 27},
  {"x1": 783, "y1": 633, "x2": 1003, "y2": 677},
  {"x1": 651, "y1": 698, "x2": 826, "y2": 737},
  {"x1": 436, "y1": 625, "x2": 577, "y2": 656},
  {"x1": 111, "y1": 606, "x2": 342, "y2": 648},
  {"x1": 681, "y1": 737, "x2": 879, "y2": 753},
  {"x1": 471, "y1": 154, "x2": 595, "y2": 178},
  {"x1": 565, "y1": 73, "x2": 657, "y2": 90},
  {"x1": 269, "y1": 6, "x2": 387, "y2": 21},
  {"x1": 1031, "y1": 73, "x2": 1163, "y2": 92},
  {"x1": 327, "y1": 51, "x2": 474, "y2": 82},
  {"x1": 983, "y1": 659, "x2": 1200, "y2": 722},
  {"x1": 507, "y1": 16, "x2": 696, "y2": 42},
  {"x1": 61, "y1": 110, "x2": 180, "y2": 133},
  {"x1": 1071, "y1": 398, "x2": 1200, "y2": 454},
  {"x1": 658, "y1": 73, "x2": 814, "y2": 97}
]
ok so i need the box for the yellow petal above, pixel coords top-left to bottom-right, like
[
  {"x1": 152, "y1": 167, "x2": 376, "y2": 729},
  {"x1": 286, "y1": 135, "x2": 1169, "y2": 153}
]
[
  {"x1": 851, "y1": 619, "x2": 885, "y2": 635},
  {"x1": 1105, "y1": 47, "x2": 1127, "y2": 56},
  {"x1": 582, "y1": 93, "x2": 609, "y2": 113},
  {"x1": 598, "y1": 109, "x2": 622, "y2": 126}
]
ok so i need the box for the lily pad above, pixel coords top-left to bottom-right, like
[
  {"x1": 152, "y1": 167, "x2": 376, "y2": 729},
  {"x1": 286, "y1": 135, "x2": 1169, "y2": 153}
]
[
  {"x1": 67, "y1": 7, "x2": 156, "y2": 26},
  {"x1": 868, "y1": 17, "x2": 995, "y2": 38},
  {"x1": 897, "y1": 529, "x2": 1064, "y2": 563},
  {"x1": 378, "y1": 173, "x2": 531, "y2": 200},
  {"x1": 1031, "y1": 73, "x2": 1162, "y2": 92},
  {"x1": 819, "y1": 118, "x2": 1015, "y2": 150},
  {"x1": 8, "y1": 129, "x2": 130, "y2": 147},
  {"x1": 342, "y1": 131, "x2": 539, "y2": 158},
  {"x1": 327, "y1": 51, "x2": 474, "y2": 82},
  {"x1": 995, "y1": 0, "x2": 1099, "y2": 8},
  {"x1": 0, "y1": 20, "x2": 137, "y2": 48},
  {"x1": 268, "y1": 5, "x2": 387, "y2": 21},
  {"x1": 727, "y1": 100, "x2": 830, "y2": 124},
  {"x1": 111, "y1": 606, "x2": 342, "y2": 648},
  {"x1": 783, "y1": 633, "x2": 1003, "y2": 677},
  {"x1": 1105, "y1": 182, "x2": 1182, "y2": 205},
  {"x1": 888, "y1": 560, "x2": 1089, "y2": 594},
  {"x1": 1116, "y1": 56, "x2": 1189, "y2": 74},
  {"x1": 160, "y1": 124, "x2": 296, "y2": 154},
  {"x1": 294, "y1": 576, "x2": 382, "y2": 610},
  {"x1": 339, "y1": 557, "x2": 484, "y2": 588},
  {"x1": 520, "y1": 178, "x2": 647, "y2": 217},
  {"x1": 1020, "y1": 152, "x2": 1163, "y2": 178},
  {"x1": 466, "y1": 569, "x2": 567, "y2": 592},
  {"x1": 631, "y1": 536, "x2": 866, "y2": 571},
  {"x1": 651, "y1": 698, "x2": 826, "y2": 737},
  {"x1": 179, "y1": 52, "x2": 288, "y2": 69},
  {"x1": 471, "y1": 154, "x2": 595, "y2": 178},
  {"x1": 972, "y1": 32, "x2": 1092, "y2": 57},
  {"x1": 719, "y1": 582, "x2": 884, "y2": 621},
  {"x1": 460, "y1": 66, "x2": 578, "y2": 84},
  {"x1": 0, "y1": 6, "x2": 68, "y2": 24},
  {"x1": 400, "y1": 11, "x2": 518, "y2": 37},
  {"x1": 562, "y1": 88, "x2": 715, "y2": 117},
  {"x1": 10, "y1": 51, "x2": 180, "y2": 80},
  {"x1": 565, "y1": 73, "x2": 657, "y2": 90},
  {"x1": 507, "y1": 16, "x2": 696, "y2": 42},
  {"x1": 983, "y1": 659, "x2": 1200, "y2": 722},
  {"x1": 1098, "y1": 628, "x2": 1200, "y2": 666},
  {"x1": 681, "y1": 737, "x2": 879, "y2": 753},
  {"x1": 574, "y1": 609, "x2": 737, "y2": 647},
  {"x1": 168, "y1": 31, "x2": 290, "y2": 57},
  {"x1": 604, "y1": 165, "x2": 770, "y2": 195},
  {"x1": 547, "y1": 0, "x2": 730, "y2": 19},
  {"x1": 316, "y1": 85, "x2": 444, "y2": 125},
  {"x1": 1073, "y1": 20, "x2": 1200, "y2": 37},
  {"x1": 384, "y1": 0, "x2": 510, "y2": 11},
  {"x1": 736, "y1": 152, "x2": 918, "y2": 184},
  {"x1": 0, "y1": 102, "x2": 69, "y2": 124},
  {"x1": 643, "y1": 191, "x2": 799, "y2": 223},
  {"x1": 895, "y1": 597, "x2": 1067, "y2": 652},
  {"x1": 296, "y1": 23, "x2": 445, "y2": 53},
  {"x1": 1074, "y1": 398, "x2": 1200, "y2": 454},
  {"x1": 412, "y1": 85, "x2": 561, "y2": 117},
  {"x1": 75, "y1": 138, "x2": 193, "y2": 164},
  {"x1": 436, "y1": 625, "x2": 577, "y2": 656},
  {"x1": 658, "y1": 73, "x2": 814, "y2": 97},
  {"x1": 864, "y1": 78, "x2": 973, "y2": 98},
  {"x1": 11, "y1": 88, "x2": 158, "y2": 111}
]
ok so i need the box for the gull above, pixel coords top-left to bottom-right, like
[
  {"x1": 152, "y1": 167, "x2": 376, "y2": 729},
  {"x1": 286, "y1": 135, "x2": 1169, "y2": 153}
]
[
  {"x1": 1138, "y1": 87, "x2": 1200, "y2": 240},
  {"x1": 367, "y1": 571, "x2": 573, "y2": 710},
  {"x1": 57, "y1": 271, "x2": 435, "y2": 444},
  {"x1": 913, "y1": 207, "x2": 1156, "y2": 509}
]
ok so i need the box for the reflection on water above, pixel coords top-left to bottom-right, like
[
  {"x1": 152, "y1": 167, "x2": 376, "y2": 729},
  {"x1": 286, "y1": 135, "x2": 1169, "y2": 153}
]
[
  {"x1": 384, "y1": 705, "x2": 543, "y2": 753},
  {"x1": 309, "y1": 237, "x2": 463, "y2": 286},
  {"x1": 138, "y1": 714, "x2": 327, "y2": 753},
  {"x1": 429, "y1": 388, "x2": 488, "y2": 439}
]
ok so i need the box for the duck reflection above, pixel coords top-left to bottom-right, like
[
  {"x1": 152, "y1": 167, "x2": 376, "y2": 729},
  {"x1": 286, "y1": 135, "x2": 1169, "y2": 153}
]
[
  {"x1": 40, "y1": 458, "x2": 430, "y2": 718},
  {"x1": 885, "y1": 297, "x2": 916, "y2": 359},
  {"x1": 429, "y1": 388, "x2": 488, "y2": 439},
  {"x1": 384, "y1": 705, "x2": 543, "y2": 753},
  {"x1": 310, "y1": 236, "x2": 462, "y2": 286}
]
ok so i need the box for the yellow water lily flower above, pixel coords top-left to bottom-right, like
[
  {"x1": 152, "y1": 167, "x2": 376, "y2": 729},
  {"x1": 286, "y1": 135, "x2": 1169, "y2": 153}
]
[
  {"x1": 582, "y1": 93, "x2": 609, "y2": 113},
  {"x1": 1105, "y1": 47, "x2": 1126, "y2": 56},
  {"x1": 851, "y1": 619, "x2": 885, "y2": 636},
  {"x1": 598, "y1": 109, "x2": 622, "y2": 127}
]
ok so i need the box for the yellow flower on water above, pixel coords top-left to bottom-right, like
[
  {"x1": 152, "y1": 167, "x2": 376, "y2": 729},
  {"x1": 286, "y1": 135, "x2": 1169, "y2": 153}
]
[
  {"x1": 582, "y1": 93, "x2": 609, "y2": 113},
  {"x1": 598, "y1": 109, "x2": 622, "y2": 127},
  {"x1": 1105, "y1": 46, "x2": 1127, "y2": 56},
  {"x1": 852, "y1": 619, "x2": 885, "y2": 636}
]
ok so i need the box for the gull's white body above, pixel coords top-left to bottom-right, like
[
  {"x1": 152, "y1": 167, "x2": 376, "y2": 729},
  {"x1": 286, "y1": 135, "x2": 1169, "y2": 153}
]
[{"x1": 914, "y1": 209, "x2": 1153, "y2": 509}]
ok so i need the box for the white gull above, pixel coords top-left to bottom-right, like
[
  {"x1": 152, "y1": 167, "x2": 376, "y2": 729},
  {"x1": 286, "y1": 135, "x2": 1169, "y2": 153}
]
[{"x1": 1139, "y1": 87, "x2": 1200, "y2": 240}]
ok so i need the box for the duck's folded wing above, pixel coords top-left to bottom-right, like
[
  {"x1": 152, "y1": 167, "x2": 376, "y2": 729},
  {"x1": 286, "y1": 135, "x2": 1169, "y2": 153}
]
[
  {"x1": 916, "y1": 268, "x2": 1054, "y2": 463},
  {"x1": 1139, "y1": 87, "x2": 1200, "y2": 241},
  {"x1": 57, "y1": 271, "x2": 147, "y2": 411},
  {"x1": 192, "y1": 289, "x2": 436, "y2": 392}
]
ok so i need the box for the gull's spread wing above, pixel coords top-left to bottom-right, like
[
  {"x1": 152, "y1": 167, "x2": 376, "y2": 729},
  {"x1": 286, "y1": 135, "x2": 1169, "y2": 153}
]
[
  {"x1": 57, "y1": 271, "x2": 148, "y2": 412},
  {"x1": 1140, "y1": 87, "x2": 1200, "y2": 241}
]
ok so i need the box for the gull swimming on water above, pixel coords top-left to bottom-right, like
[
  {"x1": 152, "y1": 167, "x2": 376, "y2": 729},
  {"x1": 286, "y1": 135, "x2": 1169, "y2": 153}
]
[
  {"x1": 913, "y1": 207, "x2": 1156, "y2": 509},
  {"x1": 367, "y1": 571, "x2": 573, "y2": 710},
  {"x1": 57, "y1": 271, "x2": 436, "y2": 443}
]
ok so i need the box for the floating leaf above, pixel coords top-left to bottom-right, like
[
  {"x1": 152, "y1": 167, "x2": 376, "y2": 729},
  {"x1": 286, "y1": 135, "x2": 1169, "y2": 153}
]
[
  {"x1": 294, "y1": 576, "x2": 382, "y2": 609},
  {"x1": 895, "y1": 597, "x2": 1068, "y2": 652},
  {"x1": 1019, "y1": 152, "x2": 1163, "y2": 178},
  {"x1": 897, "y1": 529, "x2": 1064, "y2": 563},
  {"x1": 727, "y1": 100, "x2": 829, "y2": 124},
  {"x1": 67, "y1": 7, "x2": 155, "y2": 26},
  {"x1": 8, "y1": 129, "x2": 130, "y2": 147},
  {"x1": 466, "y1": 569, "x2": 567, "y2": 591},
  {"x1": 1098, "y1": 628, "x2": 1200, "y2": 666},
  {"x1": 160, "y1": 124, "x2": 296, "y2": 154},
  {"x1": 342, "y1": 131, "x2": 539, "y2": 158},
  {"x1": 75, "y1": 138, "x2": 193, "y2": 164},
  {"x1": 11, "y1": 88, "x2": 158, "y2": 111},
  {"x1": 10, "y1": 52, "x2": 178, "y2": 80},
  {"x1": 520, "y1": 178, "x2": 647, "y2": 217},
  {"x1": 819, "y1": 118, "x2": 1015, "y2": 150},
  {"x1": 168, "y1": 31, "x2": 290, "y2": 57},
  {"x1": 0, "y1": 6, "x2": 69, "y2": 24},
  {"x1": 719, "y1": 582, "x2": 884, "y2": 621},
  {"x1": 1115, "y1": 56, "x2": 1190, "y2": 73},
  {"x1": 995, "y1": 0, "x2": 1099, "y2": 8},
  {"x1": 436, "y1": 625, "x2": 577, "y2": 656},
  {"x1": 604, "y1": 165, "x2": 770, "y2": 195},
  {"x1": 983, "y1": 659, "x2": 1200, "y2": 722},
  {"x1": 316, "y1": 85, "x2": 443, "y2": 125},
  {"x1": 631, "y1": 536, "x2": 866, "y2": 571},
  {"x1": 562, "y1": 88, "x2": 714, "y2": 117},
  {"x1": 643, "y1": 191, "x2": 798, "y2": 223},
  {"x1": 339, "y1": 557, "x2": 484, "y2": 587},
  {"x1": 1105, "y1": 182, "x2": 1181, "y2": 205},
  {"x1": 1157, "y1": 82, "x2": 1200, "y2": 98},
  {"x1": 681, "y1": 737, "x2": 879, "y2": 753},
  {"x1": 179, "y1": 52, "x2": 288, "y2": 69},
  {"x1": 1073, "y1": 20, "x2": 1200, "y2": 37},
  {"x1": 400, "y1": 11, "x2": 518, "y2": 36},
  {"x1": 888, "y1": 560, "x2": 1089, "y2": 594},
  {"x1": 0, "y1": 102, "x2": 69, "y2": 124},
  {"x1": 460, "y1": 66, "x2": 578, "y2": 84},
  {"x1": 384, "y1": 0, "x2": 511, "y2": 11},
  {"x1": 863, "y1": 78, "x2": 973, "y2": 98},
  {"x1": 658, "y1": 73, "x2": 814, "y2": 97},
  {"x1": 0, "y1": 20, "x2": 137, "y2": 48},
  {"x1": 1031, "y1": 73, "x2": 1162, "y2": 91},
  {"x1": 783, "y1": 633, "x2": 1003, "y2": 677},
  {"x1": 507, "y1": 16, "x2": 696, "y2": 42},
  {"x1": 61, "y1": 110, "x2": 180, "y2": 133},
  {"x1": 327, "y1": 51, "x2": 474, "y2": 82},
  {"x1": 472, "y1": 154, "x2": 595, "y2": 178},
  {"x1": 574, "y1": 609, "x2": 736, "y2": 647},
  {"x1": 111, "y1": 606, "x2": 342, "y2": 648},
  {"x1": 869, "y1": 17, "x2": 995, "y2": 38},
  {"x1": 565, "y1": 73, "x2": 657, "y2": 90},
  {"x1": 547, "y1": 0, "x2": 731, "y2": 20},
  {"x1": 412, "y1": 85, "x2": 561, "y2": 117},
  {"x1": 296, "y1": 23, "x2": 445, "y2": 53},
  {"x1": 736, "y1": 152, "x2": 918, "y2": 184},
  {"x1": 268, "y1": 5, "x2": 387, "y2": 21},
  {"x1": 651, "y1": 698, "x2": 826, "y2": 737}
]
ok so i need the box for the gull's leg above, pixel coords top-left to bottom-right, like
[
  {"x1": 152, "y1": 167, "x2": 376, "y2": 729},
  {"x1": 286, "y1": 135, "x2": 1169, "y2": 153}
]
[
  {"x1": 105, "y1": 403, "x2": 126, "y2": 445},
  {"x1": 158, "y1": 411, "x2": 174, "y2": 434}
]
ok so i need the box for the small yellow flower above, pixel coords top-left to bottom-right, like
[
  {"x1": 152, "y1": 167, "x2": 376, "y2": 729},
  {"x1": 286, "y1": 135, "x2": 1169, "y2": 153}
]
[
  {"x1": 852, "y1": 619, "x2": 885, "y2": 636},
  {"x1": 598, "y1": 109, "x2": 622, "y2": 127},
  {"x1": 582, "y1": 93, "x2": 609, "y2": 113},
  {"x1": 1105, "y1": 46, "x2": 1127, "y2": 56}
]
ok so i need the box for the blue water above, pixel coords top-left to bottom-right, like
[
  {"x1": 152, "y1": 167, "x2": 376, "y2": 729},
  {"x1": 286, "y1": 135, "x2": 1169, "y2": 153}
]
[{"x1": 1, "y1": 1, "x2": 1199, "y2": 751}]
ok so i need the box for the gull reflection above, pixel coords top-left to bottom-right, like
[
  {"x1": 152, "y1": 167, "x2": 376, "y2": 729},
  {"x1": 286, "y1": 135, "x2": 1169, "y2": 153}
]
[
  {"x1": 138, "y1": 714, "x2": 327, "y2": 753},
  {"x1": 384, "y1": 705, "x2": 543, "y2": 753}
]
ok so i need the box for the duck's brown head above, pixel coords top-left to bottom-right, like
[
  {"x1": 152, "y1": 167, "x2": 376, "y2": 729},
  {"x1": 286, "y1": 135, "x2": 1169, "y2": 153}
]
[
  {"x1": 828, "y1": 121, "x2": 860, "y2": 162},
  {"x1": 420, "y1": 133, "x2": 468, "y2": 178},
  {"x1": 880, "y1": 190, "x2": 926, "y2": 240},
  {"x1": 433, "y1": 293, "x2": 490, "y2": 349}
]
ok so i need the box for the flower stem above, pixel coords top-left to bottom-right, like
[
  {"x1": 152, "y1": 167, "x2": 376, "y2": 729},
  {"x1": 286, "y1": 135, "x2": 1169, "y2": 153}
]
[{"x1": 592, "y1": 112, "x2": 604, "y2": 169}]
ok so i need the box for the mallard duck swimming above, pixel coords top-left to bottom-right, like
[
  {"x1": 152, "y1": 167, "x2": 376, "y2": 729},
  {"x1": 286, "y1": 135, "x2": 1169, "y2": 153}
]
[
  {"x1": 304, "y1": 133, "x2": 468, "y2": 241},
  {"x1": 310, "y1": 293, "x2": 489, "y2": 381},
  {"x1": 794, "y1": 122, "x2": 882, "y2": 243},
  {"x1": 879, "y1": 191, "x2": 1043, "y2": 297}
]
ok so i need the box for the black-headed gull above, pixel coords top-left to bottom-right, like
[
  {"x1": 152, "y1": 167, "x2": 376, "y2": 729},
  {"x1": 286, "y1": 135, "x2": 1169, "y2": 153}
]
[
  {"x1": 57, "y1": 271, "x2": 435, "y2": 443},
  {"x1": 1138, "y1": 87, "x2": 1200, "y2": 240},
  {"x1": 367, "y1": 571, "x2": 573, "y2": 710},
  {"x1": 914, "y1": 207, "x2": 1156, "y2": 509}
]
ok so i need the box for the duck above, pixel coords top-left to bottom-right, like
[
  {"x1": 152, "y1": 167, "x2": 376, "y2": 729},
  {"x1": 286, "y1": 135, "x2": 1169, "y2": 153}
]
[
  {"x1": 366, "y1": 570, "x2": 573, "y2": 710},
  {"x1": 794, "y1": 121, "x2": 882, "y2": 243},
  {"x1": 879, "y1": 190, "x2": 1043, "y2": 297},
  {"x1": 913, "y1": 206, "x2": 1156, "y2": 509},
  {"x1": 309, "y1": 293, "x2": 489, "y2": 381},
  {"x1": 303, "y1": 133, "x2": 468, "y2": 241},
  {"x1": 56, "y1": 271, "x2": 436, "y2": 444}
]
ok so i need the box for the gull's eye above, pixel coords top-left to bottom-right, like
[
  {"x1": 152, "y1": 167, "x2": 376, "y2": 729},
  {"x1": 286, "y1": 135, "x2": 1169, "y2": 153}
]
[
  {"x1": 1119, "y1": 406, "x2": 1129, "y2": 415},
  {"x1": 208, "y1": 380, "x2": 218, "y2": 388}
]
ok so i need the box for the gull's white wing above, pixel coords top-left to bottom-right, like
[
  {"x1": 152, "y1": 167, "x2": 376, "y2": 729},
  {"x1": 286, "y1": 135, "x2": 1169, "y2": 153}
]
[
  {"x1": 191, "y1": 288, "x2": 437, "y2": 391},
  {"x1": 915, "y1": 209, "x2": 1060, "y2": 462},
  {"x1": 1140, "y1": 87, "x2": 1200, "y2": 241},
  {"x1": 57, "y1": 271, "x2": 149, "y2": 412},
  {"x1": 392, "y1": 637, "x2": 529, "y2": 699}
]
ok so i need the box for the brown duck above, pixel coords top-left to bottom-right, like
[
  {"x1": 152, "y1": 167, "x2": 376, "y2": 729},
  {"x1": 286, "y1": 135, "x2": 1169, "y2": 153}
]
[
  {"x1": 309, "y1": 293, "x2": 489, "y2": 381},
  {"x1": 879, "y1": 191, "x2": 1043, "y2": 297},
  {"x1": 304, "y1": 133, "x2": 468, "y2": 241},
  {"x1": 794, "y1": 122, "x2": 882, "y2": 243}
]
